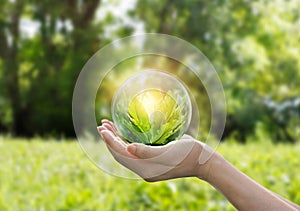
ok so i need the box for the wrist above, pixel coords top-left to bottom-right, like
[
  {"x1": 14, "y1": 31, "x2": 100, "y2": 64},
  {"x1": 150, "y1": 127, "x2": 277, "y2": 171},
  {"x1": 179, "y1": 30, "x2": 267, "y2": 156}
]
[{"x1": 196, "y1": 148, "x2": 224, "y2": 182}]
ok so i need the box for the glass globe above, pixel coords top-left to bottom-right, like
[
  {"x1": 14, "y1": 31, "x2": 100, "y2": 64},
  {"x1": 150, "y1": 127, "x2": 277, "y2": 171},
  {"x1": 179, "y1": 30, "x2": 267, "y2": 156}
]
[{"x1": 112, "y1": 70, "x2": 192, "y2": 145}]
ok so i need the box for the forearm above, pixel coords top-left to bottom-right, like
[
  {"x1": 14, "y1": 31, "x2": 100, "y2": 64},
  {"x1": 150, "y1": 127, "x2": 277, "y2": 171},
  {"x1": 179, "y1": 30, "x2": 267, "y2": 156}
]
[
  {"x1": 201, "y1": 154, "x2": 298, "y2": 211},
  {"x1": 276, "y1": 193, "x2": 300, "y2": 210},
  {"x1": 100, "y1": 122, "x2": 299, "y2": 210}
]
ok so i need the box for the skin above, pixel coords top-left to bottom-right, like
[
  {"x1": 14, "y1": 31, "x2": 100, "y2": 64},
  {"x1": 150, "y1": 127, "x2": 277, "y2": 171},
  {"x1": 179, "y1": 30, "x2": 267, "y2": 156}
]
[{"x1": 98, "y1": 119, "x2": 300, "y2": 211}]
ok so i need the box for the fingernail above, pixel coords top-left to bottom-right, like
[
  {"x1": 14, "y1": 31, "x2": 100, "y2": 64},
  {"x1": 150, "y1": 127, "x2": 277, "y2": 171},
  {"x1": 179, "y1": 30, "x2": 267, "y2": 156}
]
[
  {"x1": 97, "y1": 126, "x2": 103, "y2": 134},
  {"x1": 97, "y1": 126, "x2": 107, "y2": 137},
  {"x1": 127, "y1": 144, "x2": 136, "y2": 154}
]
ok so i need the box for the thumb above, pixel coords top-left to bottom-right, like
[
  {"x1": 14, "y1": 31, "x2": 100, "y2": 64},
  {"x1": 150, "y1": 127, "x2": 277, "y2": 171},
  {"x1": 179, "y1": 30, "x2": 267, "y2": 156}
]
[{"x1": 127, "y1": 143, "x2": 166, "y2": 159}]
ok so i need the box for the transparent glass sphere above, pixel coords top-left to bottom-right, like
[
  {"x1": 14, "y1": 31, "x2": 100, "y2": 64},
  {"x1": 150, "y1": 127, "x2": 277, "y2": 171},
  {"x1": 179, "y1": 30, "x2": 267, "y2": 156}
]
[{"x1": 112, "y1": 70, "x2": 192, "y2": 145}]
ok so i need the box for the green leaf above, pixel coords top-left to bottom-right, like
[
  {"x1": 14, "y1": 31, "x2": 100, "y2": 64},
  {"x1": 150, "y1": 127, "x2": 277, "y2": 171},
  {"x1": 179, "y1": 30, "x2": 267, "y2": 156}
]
[{"x1": 128, "y1": 97, "x2": 151, "y2": 133}]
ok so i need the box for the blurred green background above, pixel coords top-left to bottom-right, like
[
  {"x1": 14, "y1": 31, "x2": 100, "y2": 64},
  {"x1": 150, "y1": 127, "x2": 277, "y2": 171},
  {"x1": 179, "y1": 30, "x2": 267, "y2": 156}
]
[
  {"x1": 0, "y1": 0, "x2": 299, "y2": 210},
  {"x1": 1, "y1": 0, "x2": 299, "y2": 142}
]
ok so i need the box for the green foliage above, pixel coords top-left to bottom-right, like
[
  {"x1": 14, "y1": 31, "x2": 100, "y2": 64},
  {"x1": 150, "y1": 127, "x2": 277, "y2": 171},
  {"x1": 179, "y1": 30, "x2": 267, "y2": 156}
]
[
  {"x1": 0, "y1": 0, "x2": 299, "y2": 142},
  {"x1": 0, "y1": 137, "x2": 299, "y2": 210},
  {"x1": 130, "y1": 0, "x2": 300, "y2": 143},
  {"x1": 128, "y1": 95, "x2": 151, "y2": 133},
  {"x1": 0, "y1": 0, "x2": 132, "y2": 136},
  {"x1": 115, "y1": 89, "x2": 185, "y2": 145}
]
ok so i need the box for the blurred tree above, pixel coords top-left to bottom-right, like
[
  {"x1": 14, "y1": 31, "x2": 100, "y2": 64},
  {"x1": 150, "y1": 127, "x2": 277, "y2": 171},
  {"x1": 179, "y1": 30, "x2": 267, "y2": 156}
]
[
  {"x1": 130, "y1": 0, "x2": 300, "y2": 142},
  {"x1": 0, "y1": 0, "x2": 299, "y2": 142},
  {"x1": 0, "y1": 0, "x2": 102, "y2": 136},
  {"x1": 0, "y1": 0, "x2": 25, "y2": 134}
]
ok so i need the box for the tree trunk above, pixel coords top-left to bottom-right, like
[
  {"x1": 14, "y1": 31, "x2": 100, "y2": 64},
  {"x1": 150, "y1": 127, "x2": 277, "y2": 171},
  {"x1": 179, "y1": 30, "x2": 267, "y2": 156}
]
[{"x1": 1, "y1": 2, "x2": 25, "y2": 135}]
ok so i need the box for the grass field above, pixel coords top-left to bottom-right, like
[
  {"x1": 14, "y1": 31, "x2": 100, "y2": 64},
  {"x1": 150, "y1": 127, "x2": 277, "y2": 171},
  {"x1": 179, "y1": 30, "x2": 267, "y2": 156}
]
[{"x1": 0, "y1": 136, "x2": 299, "y2": 211}]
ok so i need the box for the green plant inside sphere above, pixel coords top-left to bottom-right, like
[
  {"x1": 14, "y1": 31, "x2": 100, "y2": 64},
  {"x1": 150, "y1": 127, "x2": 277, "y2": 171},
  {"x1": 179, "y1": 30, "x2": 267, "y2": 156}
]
[{"x1": 112, "y1": 70, "x2": 192, "y2": 145}]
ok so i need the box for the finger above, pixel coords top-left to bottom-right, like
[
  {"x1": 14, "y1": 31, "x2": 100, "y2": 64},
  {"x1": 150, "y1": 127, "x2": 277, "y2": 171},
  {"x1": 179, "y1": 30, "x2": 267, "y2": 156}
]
[
  {"x1": 102, "y1": 120, "x2": 121, "y2": 137},
  {"x1": 97, "y1": 125, "x2": 105, "y2": 132},
  {"x1": 101, "y1": 119, "x2": 117, "y2": 131},
  {"x1": 101, "y1": 123, "x2": 128, "y2": 146},
  {"x1": 97, "y1": 126, "x2": 107, "y2": 135},
  {"x1": 98, "y1": 125, "x2": 122, "y2": 144},
  {"x1": 127, "y1": 143, "x2": 167, "y2": 159},
  {"x1": 101, "y1": 130, "x2": 138, "y2": 162},
  {"x1": 100, "y1": 130, "x2": 128, "y2": 154},
  {"x1": 102, "y1": 123, "x2": 116, "y2": 134}
]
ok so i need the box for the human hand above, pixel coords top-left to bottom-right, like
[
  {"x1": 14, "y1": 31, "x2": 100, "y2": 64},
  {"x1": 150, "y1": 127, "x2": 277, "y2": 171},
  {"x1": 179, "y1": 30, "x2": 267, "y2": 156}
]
[{"x1": 97, "y1": 119, "x2": 216, "y2": 182}]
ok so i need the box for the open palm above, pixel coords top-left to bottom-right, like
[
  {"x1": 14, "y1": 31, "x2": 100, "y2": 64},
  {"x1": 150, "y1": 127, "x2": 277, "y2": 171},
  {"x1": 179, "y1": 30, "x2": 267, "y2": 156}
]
[{"x1": 97, "y1": 119, "x2": 213, "y2": 181}]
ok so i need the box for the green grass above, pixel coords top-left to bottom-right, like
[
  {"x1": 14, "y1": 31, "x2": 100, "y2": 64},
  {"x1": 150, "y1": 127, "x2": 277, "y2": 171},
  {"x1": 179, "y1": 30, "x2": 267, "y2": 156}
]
[{"x1": 0, "y1": 136, "x2": 299, "y2": 211}]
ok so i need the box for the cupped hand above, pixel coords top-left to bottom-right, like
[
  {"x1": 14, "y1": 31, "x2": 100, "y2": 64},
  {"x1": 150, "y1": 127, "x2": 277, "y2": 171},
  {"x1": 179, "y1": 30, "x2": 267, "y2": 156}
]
[{"x1": 97, "y1": 119, "x2": 216, "y2": 182}]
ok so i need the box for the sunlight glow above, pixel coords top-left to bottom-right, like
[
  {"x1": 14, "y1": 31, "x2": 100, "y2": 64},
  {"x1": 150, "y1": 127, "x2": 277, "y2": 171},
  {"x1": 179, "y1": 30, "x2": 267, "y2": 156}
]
[{"x1": 135, "y1": 89, "x2": 165, "y2": 114}]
